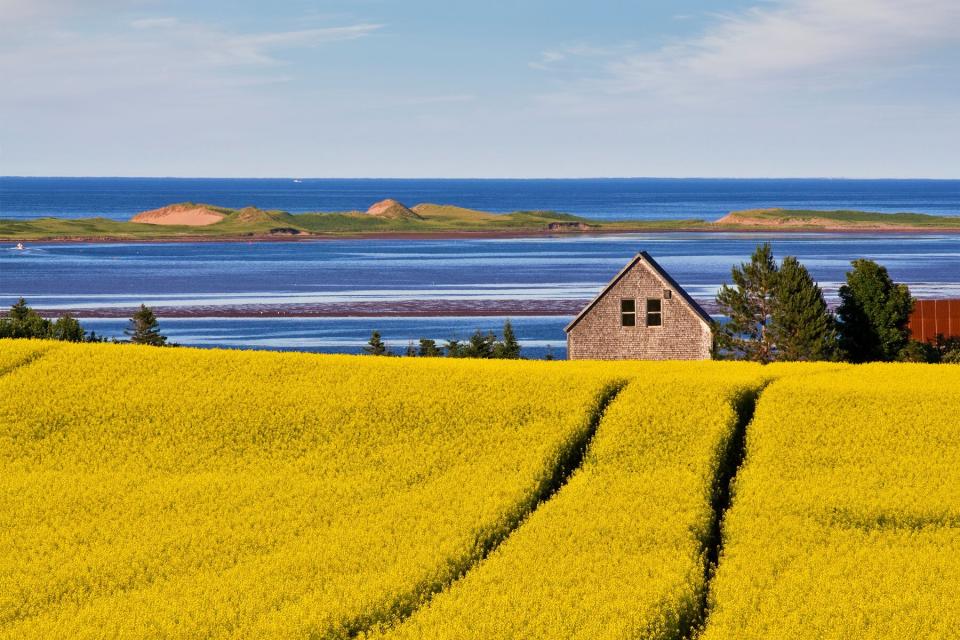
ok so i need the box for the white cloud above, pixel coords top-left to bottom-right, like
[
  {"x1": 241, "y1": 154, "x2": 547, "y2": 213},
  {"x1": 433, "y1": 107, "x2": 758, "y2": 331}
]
[
  {"x1": 0, "y1": 16, "x2": 384, "y2": 104},
  {"x1": 532, "y1": 0, "x2": 960, "y2": 100}
]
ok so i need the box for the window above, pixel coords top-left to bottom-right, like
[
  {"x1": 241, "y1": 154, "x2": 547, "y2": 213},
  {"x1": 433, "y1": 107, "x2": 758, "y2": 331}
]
[
  {"x1": 620, "y1": 299, "x2": 636, "y2": 326},
  {"x1": 646, "y1": 298, "x2": 663, "y2": 327}
]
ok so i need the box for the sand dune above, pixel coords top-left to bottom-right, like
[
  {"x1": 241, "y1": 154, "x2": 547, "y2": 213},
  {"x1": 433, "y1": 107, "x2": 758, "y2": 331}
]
[{"x1": 131, "y1": 204, "x2": 226, "y2": 226}]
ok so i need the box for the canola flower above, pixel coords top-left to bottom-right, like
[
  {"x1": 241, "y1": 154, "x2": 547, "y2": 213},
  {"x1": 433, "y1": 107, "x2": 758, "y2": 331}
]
[
  {"x1": 0, "y1": 339, "x2": 57, "y2": 375},
  {"x1": 363, "y1": 363, "x2": 766, "y2": 639},
  {"x1": 0, "y1": 341, "x2": 623, "y2": 639},
  {"x1": 701, "y1": 364, "x2": 960, "y2": 639}
]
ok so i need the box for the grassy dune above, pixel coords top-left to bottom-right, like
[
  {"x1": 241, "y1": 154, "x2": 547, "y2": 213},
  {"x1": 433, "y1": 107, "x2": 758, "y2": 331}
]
[{"x1": 1, "y1": 203, "x2": 957, "y2": 241}]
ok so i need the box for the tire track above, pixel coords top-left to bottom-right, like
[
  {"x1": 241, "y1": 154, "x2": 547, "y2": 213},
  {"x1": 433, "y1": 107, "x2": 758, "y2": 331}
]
[{"x1": 344, "y1": 379, "x2": 628, "y2": 638}]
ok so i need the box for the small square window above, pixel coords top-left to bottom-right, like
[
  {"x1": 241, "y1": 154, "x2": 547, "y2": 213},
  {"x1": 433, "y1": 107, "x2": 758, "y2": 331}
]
[
  {"x1": 663, "y1": 289, "x2": 672, "y2": 299},
  {"x1": 646, "y1": 298, "x2": 663, "y2": 327},
  {"x1": 620, "y1": 298, "x2": 636, "y2": 327}
]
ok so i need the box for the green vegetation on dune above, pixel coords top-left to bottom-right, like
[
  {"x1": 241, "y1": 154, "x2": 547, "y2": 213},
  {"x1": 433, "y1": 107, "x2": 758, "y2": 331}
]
[
  {"x1": 1, "y1": 202, "x2": 957, "y2": 241},
  {"x1": 0, "y1": 202, "x2": 703, "y2": 240},
  {"x1": 720, "y1": 208, "x2": 960, "y2": 227}
]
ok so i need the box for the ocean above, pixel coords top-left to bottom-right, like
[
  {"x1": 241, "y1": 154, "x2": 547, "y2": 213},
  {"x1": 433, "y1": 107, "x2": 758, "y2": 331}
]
[
  {"x1": 3, "y1": 177, "x2": 960, "y2": 220},
  {"x1": 2, "y1": 178, "x2": 958, "y2": 357}
]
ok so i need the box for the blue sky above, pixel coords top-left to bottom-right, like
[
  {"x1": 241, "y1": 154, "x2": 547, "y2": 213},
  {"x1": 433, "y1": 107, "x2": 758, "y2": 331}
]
[{"x1": 1, "y1": 0, "x2": 958, "y2": 178}]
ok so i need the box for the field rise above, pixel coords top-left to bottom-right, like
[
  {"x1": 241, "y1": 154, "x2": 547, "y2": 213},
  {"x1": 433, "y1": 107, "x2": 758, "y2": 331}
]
[{"x1": 0, "y1": 341, "x2": 957, "y2": 638}]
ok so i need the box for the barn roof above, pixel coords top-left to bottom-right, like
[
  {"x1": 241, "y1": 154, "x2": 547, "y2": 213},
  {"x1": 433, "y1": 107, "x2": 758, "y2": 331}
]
[{"x1": 564, "y1": 251, "x2": 714, "y2": 333}]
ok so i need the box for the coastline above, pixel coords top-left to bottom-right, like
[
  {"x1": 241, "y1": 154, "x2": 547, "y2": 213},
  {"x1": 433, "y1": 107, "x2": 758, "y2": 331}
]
[
  {"x1": 16, "y1": 300, "x2": 590, "y2": 319},
  {"x1": 5, "y1": 224, "x2": 960, "y2": 244}
]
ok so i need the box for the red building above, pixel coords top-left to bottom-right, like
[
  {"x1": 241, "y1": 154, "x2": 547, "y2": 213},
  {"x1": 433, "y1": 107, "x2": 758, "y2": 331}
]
[{"x1": 909, "y1": 299, "x2": 960, "y2": 342}]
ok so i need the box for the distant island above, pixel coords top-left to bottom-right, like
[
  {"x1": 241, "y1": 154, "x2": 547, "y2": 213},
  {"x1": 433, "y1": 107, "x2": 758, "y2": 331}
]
[{"x1": 2, "y1": 199, "x2": 959, "y2": 241}]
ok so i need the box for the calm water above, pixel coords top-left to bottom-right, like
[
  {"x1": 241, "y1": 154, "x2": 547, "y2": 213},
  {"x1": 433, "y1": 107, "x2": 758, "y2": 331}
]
[
  {"x1": 3, "y1": 233, "x2": 958, "y2": 357},
  {"x1": 3, "y1": 177, "x2": 960, "y2": 220}
]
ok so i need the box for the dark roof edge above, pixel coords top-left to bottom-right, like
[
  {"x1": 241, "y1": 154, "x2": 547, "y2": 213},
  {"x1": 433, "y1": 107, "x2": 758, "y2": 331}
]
[{"x1": 564, "y1": 251, "x2": 713, "y2": 333}]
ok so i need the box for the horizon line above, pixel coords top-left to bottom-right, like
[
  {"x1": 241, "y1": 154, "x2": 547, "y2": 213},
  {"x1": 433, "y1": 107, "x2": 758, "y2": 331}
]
[{"x1": 2, "y1": 175, "x2": 959, "y2": 181}]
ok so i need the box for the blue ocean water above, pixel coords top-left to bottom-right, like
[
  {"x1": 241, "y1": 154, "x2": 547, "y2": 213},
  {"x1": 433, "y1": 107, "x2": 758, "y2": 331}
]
[
  {"x1": 2, "y1": 177, "x2": 960, "y2": 220},
  {"x1": 3, "y1": 233, "x2": 959, "y2": 357}
]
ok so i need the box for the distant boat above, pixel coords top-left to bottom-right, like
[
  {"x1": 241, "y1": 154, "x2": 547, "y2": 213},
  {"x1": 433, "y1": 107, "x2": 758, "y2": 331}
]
[
  {"x1": 15, "y1": 242, "x2": 24, "y2": 250},
  {"x1": 293, "y1": 179, "x2": 303, "y2": 184}
]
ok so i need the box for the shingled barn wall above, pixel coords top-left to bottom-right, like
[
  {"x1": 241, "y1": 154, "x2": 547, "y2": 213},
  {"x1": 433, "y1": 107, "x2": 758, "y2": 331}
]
[{"x1": 566, "y1": 258, "x2": 712, "y2": 360}]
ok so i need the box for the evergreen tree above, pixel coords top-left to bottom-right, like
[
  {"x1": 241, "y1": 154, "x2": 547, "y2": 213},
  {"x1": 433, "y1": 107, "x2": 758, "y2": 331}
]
[
  {"x1": 125, "y1": 304, "x2": 168, "y2": 346},
  {"x1": 493, "y1": 319, "x2": 522, "y2": 359},
  {"x1": 464, "y1": 330, "x2": 496, "y2": 358},
  {"x1": 715, "y1": 243, "x2": 780, "y2": 363},
  {"x1": 404, "y1": 341, "x2": 417, "y2": 357},
  {"x1": 51, "y1": 314, "x2": 86, "y2": 342},
  {"x1": 770, "y1": 256, "x2": 837, "y2": 361},
  {"x1": 9, "y1": 298, "x2": 31, "y2": 322},
  {"x1": 837, "y1": 259, "x2": 913, "y2": 362},
  {"x1": 0, "y1": 298, "x2": 52, "y2": 339},
  {"x1": 444, "y1": 339, "x2": 463, "y2": 358},
  {"x1": 418, "y1": 338, "x2": 441, "y2": 357},
  {"x1": 362, "y1": 330, "x2": 388, "y2": 356}
]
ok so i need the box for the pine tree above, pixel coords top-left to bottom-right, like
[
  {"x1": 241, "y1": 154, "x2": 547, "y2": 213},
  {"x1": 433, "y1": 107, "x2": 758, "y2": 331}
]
[
  {"x1": 1, "y1": 298, "x2": 52, "y2": 339},
  {"x1": 464, "y1": 330, "x2": 496, "y2": 358},
  {"x1": 770, "y1": 256, "x2": 837, "y2": 361},
  {"x1": 493, "y1": 319, "x2": 522, "y2": 359},
  {"x1": 444, "y1": 339, "x2": 463, "y2": 358},
  {"x1": 9, "y1": 298, "x2": 31, "y2": 322},
  {"x1": 362, "y1": 330, "x2": 388, "y2": 356},
  {"x1": 837, "y1": 259, "x2": 913, "y2": 362},
  {"x1": 418, "y1": 338, "x2": 441, "y2": 357},
  {"x1": 51, "y1": 314, "x2": 86, "y2": 342},
  {"x1": 715, "y1": 243, "x2": 780, "y2": 363},
  {"x1": 125, "y1": 305, "x2": 167, "y2": 346}
]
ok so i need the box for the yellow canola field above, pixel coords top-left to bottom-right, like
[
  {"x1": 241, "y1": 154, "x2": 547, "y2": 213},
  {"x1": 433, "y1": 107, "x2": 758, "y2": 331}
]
[
  {"x1": 364, "y1": 363, "x2": 766, "y2": 639},
  {"x1": 0, "y1": 341, "x2": 623, "y2": 639},
  {"x1": 701, "y1": 364, "x2": 960, "y2": 640},
  {"x1": 0, "y1": 339, "x2": 57, "y2": 375}
]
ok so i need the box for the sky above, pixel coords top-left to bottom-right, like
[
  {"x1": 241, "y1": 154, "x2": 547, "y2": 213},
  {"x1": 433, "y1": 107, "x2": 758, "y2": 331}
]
[{"x1": 1, "y1": 0, "x2": 958, "y2": 178}]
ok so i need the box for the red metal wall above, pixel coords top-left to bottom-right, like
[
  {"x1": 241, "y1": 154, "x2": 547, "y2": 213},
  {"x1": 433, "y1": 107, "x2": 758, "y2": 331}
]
[{"x1": 909, "y1": 299, "x2": 960, "y2": 342}]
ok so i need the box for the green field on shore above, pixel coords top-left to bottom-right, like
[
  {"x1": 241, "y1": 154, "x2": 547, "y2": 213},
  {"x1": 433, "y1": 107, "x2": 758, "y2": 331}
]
[{"x1": 1, "y1": 203, "x2": 958, "y2": 241}]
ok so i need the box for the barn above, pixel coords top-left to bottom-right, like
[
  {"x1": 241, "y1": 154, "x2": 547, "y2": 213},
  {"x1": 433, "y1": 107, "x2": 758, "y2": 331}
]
[
  {"x1": 565, "y1": 251, "x2": 713, "y2": 360},
  {"x1": 909, "y1": 299, "x2": 960, "y2": 342}
]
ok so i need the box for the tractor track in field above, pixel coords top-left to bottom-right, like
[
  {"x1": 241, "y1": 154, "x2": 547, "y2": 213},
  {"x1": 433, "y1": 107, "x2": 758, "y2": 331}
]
[
  {"x1": 685, "y1": 383, "x2": 767, "y2": 640},
  {"x1": 344, "y1": 379, "x2": 627, "y2": 638},
  {"x1": 0, "y1": 345, "x2": 59, "y2": 379}
]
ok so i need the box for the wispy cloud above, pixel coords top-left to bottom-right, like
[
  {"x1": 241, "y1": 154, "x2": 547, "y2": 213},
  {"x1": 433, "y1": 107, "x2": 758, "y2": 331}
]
[
  {"x1": 0, "y1": 15, "x2": 384, "y2": 104},
  {"x1": 533, "y1": 0, "x2": 960, "y2": 100}
]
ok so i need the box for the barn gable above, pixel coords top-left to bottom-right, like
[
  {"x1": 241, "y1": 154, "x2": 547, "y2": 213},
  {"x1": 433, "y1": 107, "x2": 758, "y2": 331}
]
[{"x1": 565, "y1": 251, "x2": 713, "y2": 360}]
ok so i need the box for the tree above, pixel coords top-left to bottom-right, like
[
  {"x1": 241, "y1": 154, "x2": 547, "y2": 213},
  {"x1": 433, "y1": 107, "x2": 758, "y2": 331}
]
[
  {"x1": 404, "y1": 341, "x2": 417, "y2": 357},
  {"x1": 418, "y1": 338, "x2": 442, "y2": 357},
  {"x1": 837, "y1": 259, "x2": 913, "y2": 362},
  {"x1": 362, "y1": 330, "x2": 388, "y2": 356},
  {"x1": 125, "y1": 304, "x2": 168, "y2": 346},
  {"x1": 51, "y1": 314, "x2": 86, "y2": 342},
  {"x1": 715, "y1": 243, "x2": 780, "y2": 363},
  {"x1": 444, "y1": 339, "x2": 464, "y2": 358},
  {"x1": 0, "y1": 298, "x2": 52, "y2": 339},
  {"x1": 9, "y1": 298, "x2": 31, "y2": 322},
  {"x1": 769, "y1": 256, "x2": 837, "y2": 361},
  {"x1": 543, "y1": 345, "x2": 555, "y2": 361},
  {"x1": 493, "y1": 319, "x2": 522, "y2": 359},
  {"x1": 464, "y1": 330, "x2": 496, "y2": 358}
]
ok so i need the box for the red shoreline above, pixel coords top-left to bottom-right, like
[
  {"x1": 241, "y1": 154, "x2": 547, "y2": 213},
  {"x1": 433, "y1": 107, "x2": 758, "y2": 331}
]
[
  {"x1": 23, "y1": 300, "x2": 594, "y2": 319},
  {"x1": 5, "y1": 226, "x2": 960, "y2": 244}
]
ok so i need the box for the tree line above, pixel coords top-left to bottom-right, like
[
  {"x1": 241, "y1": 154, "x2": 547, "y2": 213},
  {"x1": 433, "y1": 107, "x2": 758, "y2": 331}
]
[
  {"x1": 715, "y1": 244, "x2": 959, "y2": 364},
  {"x1": 0, "y1": 300, "x2": 169, "y2": 346},
  {"x1": 363, "y1": 320, "x2": 528, "y2": 359}
]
